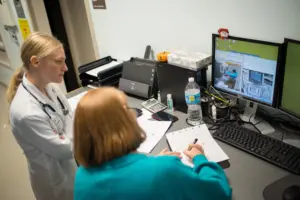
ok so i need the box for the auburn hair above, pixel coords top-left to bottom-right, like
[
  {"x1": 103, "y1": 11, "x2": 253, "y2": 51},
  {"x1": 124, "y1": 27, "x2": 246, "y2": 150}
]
[{"x1": 74, "y1": 87, "x2": 145, "y2": 167}]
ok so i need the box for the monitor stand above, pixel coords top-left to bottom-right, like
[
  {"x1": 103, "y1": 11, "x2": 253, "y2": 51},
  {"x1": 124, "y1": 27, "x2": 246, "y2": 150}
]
[
  {"x1": 263, "y1": 174, "x2": 300, "y2": 200},
  {"x1": 240, "y1": 100, "x2": 275, "y2": 134}
]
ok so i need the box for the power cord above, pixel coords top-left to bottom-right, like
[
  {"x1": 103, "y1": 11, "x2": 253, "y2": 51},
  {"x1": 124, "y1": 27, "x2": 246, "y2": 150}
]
[{"x1": 280, "y1": 122, "x2": 300, "y2": 134}]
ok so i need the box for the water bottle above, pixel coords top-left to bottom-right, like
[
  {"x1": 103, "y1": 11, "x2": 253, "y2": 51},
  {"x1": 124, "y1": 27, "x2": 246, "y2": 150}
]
[{"x1": 185, "y1": 77, "x2": 203, "y2": 125}]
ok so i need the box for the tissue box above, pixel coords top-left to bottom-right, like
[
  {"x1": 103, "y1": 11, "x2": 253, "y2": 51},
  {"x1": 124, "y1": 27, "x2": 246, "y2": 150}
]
[{"x1": 167, "y1": 52, "x2": 212, "y2": 71}]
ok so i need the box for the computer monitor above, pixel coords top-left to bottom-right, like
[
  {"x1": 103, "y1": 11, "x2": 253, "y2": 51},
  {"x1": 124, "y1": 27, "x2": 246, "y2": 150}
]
[
  {"x1": 212, "y1": 34, "x2": 281, "y2": 108},
  {"x1": 278, "y1": 38, "x2": 300, "y2": 118}
]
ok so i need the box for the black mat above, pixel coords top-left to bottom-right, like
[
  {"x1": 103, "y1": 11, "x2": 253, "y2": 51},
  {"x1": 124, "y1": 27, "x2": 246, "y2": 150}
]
[{"x1": 263, "y1": 175, "x2": 300, "y2": 200}]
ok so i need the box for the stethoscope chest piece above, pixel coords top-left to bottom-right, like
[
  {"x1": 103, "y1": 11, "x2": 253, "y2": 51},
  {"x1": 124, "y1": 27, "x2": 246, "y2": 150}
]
[{"x1": 63, "y1": 109, "x2": 69, "y2": 116}]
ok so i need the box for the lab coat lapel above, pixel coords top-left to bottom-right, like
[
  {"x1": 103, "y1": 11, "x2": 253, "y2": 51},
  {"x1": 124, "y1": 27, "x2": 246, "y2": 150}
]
[{"x1": 45, "y1": 85, "x2": 64, "y2": 117}]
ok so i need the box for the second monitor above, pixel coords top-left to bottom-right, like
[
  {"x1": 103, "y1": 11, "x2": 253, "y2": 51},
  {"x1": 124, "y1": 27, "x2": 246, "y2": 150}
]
[{"x1": 212, "y1": 34, "x2": 281, "y2": 107}]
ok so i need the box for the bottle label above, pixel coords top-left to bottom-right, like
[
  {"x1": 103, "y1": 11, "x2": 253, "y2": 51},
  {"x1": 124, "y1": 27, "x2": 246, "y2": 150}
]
[
  {"x1": 167, "y1": 99, "x2": 174, "y2": 111},
  {"x1": 185, "y1": 93, "x2": 201, "y2": 104}
]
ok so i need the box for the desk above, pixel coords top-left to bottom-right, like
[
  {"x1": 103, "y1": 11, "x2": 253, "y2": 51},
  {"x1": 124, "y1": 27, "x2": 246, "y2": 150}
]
[
  {"x1": 68, "y1": 88, "x2": 290, "y2": 200},
  {"x1": 126, "y1": 96, "x2": 290, "y2": 200}
]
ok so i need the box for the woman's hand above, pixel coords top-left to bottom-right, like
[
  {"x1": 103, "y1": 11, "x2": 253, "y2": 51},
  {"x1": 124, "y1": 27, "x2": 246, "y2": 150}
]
[
  {"x1": 183, "y1": 144, "x2": 205, "y2": 161},
  {"x1": 157, "y1": 148, "x2": 182, "y2": 159}
]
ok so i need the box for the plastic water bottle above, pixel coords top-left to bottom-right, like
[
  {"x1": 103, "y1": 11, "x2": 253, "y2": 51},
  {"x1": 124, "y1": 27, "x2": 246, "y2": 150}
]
[
  {"x1": 185, "y1": 77, "x2": 203, "y2": 125},
  {"x1": 157, "y1": 91, "x2": 161, "y2": 102}
]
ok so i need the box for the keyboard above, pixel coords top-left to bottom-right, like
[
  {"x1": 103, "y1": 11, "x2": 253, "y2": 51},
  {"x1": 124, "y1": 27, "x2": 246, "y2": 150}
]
[{"x1": 213, "y1": 123, "x2": 300, "y2": 174}]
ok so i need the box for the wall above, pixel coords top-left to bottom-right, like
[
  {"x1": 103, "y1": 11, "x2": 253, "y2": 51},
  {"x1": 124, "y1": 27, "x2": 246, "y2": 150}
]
[
  {"x1": 59, "y1": 0, "x2": 99, "y2": 69},
  {"x1": 27, "y1": 0, "x2": 67, "y2": 93},
  {"x1": 88, "y1": 0, "x2": 300, "y2": 79},
  {"x1": 0, "y1": 0, "x2": 34, "y2": 86}
]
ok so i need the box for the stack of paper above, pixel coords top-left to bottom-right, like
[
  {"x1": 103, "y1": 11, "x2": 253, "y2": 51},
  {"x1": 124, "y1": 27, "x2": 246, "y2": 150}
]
[
  {"x1": 137, "y1": 109, "x2": 171, "y2": 153},
  {"x1": 67, "y1": 91, "x2": 88, "y2": 111},
  {"x1": 67, "y1": 94, "x2": 170, "y2": 153},
  {"x1": 166, "y1": 125, "x2": 229, "y2": 167},
  {"x1": 86, "y1": 61, "x2": 121, "y2": 77}
]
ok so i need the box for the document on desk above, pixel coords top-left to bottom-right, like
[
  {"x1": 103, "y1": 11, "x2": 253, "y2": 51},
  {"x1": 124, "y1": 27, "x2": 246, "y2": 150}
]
[
  {"x1": 166, "y1": 125, "x2": 229, "y2": 167},
  {"x1": 137, "y1": 109, "x2": 171, "y2": 153},
  {"x1": 86, "y1": 61, "x2": 122, "y2": 77},
  {"x1": 67, "y1": 91, "x2": 88, "y2": 111}
]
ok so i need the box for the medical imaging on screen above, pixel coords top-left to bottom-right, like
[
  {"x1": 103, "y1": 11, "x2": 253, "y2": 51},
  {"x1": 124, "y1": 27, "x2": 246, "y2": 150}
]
[{"x1": 213, "y1": 38, "x2": 278, "y2": 105}]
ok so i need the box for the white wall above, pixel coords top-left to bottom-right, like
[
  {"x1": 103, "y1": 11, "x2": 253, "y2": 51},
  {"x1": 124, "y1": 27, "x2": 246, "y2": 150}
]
[{"x1": 89, "y1": 0, "x2": 300, "y2": 79}]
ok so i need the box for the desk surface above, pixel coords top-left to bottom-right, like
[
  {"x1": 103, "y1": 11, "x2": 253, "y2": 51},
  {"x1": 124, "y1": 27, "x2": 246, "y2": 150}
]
[
  {"x1": 68, "y1": 88, "x2": 290, "y2": 200},
  {"x1": 127, "y1": 96, "x2": 290, "y2": 200}
]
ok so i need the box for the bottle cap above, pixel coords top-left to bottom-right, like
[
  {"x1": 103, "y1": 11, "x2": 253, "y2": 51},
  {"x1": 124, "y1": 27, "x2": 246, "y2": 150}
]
[
  {"x1": 188, "y1": 77, "x2": 194, "y2": 82},
  {"x1": 167, "y1": 94, "x2": 172, "y2": 98}
]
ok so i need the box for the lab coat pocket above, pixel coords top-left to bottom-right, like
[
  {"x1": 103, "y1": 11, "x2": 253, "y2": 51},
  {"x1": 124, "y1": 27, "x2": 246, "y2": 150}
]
[
  {"x1": 46, "y1": 157, "x2": 75, "y2": 199},
  {"x1": 46, "y1": 156, "x2": 66, "y2": 187}
]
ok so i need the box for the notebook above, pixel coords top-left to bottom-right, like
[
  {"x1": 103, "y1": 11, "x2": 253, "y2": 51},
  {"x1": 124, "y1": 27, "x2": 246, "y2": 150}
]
[
  {"x1": 67, "y1": 91, "x2": 88, "y2": 111},
  {"x1": 137, "y1": 109, "x2": 172, "y2": 153},
  {"x1": 166, "y1": 124, "x2": 229, "y2": 167}
]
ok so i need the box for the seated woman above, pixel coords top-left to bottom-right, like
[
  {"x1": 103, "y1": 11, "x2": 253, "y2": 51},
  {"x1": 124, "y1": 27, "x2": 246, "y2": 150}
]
[{"x1": 73, "y1": 87, "x2": 232, "y2": 200}]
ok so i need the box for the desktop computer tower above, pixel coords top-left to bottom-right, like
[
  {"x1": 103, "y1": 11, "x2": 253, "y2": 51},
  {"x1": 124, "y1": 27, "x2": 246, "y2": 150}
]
[{"x1": 157, "y1": 62, "x2": 208, "y2": 113}]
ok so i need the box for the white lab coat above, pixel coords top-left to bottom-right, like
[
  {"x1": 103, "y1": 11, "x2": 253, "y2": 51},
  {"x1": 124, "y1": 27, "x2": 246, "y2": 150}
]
[{"x1": 9, "y1": 76, "x2": 77, "y2": 200}]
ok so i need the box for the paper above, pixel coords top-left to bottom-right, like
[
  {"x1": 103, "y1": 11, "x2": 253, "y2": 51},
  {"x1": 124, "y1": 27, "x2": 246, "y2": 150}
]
[
  {"x1": 18, "y1": 19, "x2": 31, "y2": 40},
  {"x1": 137, "y1": 110, "x2": 171, "y2": 153},
  {"x1": 67, "y1": 91, "x2": 88, "y2": 111},
  {"x1": 137, "y1": 108, "x2": 153, "y2": 122},
  {"x1": 86, "y1": 61, "x2": 121, "y2": 77},
  {"x1": 166, "y1": 125, "x2": 229, "y2": 167}
]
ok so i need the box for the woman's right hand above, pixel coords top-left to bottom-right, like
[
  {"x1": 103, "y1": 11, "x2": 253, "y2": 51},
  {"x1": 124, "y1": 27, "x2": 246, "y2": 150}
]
[{"x1": 183, "y1": 144, "x2": 205, "y2": 161}]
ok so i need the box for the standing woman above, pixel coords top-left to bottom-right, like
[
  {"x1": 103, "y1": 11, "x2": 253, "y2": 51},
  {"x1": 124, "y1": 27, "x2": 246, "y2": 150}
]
[{"x1": 7, "y1": 32, "x2": 77, "y2": 200}]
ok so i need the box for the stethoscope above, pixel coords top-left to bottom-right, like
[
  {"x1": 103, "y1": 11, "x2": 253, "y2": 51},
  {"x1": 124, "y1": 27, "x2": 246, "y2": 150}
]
[{"x1": 21, "y1": 82, "x2": 69, "y2": 119}]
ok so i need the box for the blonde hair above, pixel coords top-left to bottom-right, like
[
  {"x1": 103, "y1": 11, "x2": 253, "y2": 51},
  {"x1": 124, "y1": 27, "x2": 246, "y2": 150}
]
[
  {"x1": 74, "y1": 87, "x2": 145, "y2": 167},
  {"x1": 6, "y1": 32, "x2": 63, "y2": 104}
]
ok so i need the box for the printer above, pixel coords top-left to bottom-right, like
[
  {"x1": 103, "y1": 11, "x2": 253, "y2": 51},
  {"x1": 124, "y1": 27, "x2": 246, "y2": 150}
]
[
  {"x1": 78, "y1": 56, "x2": 123, "y2": 87},
  {"x1": 119, "y1": 57, "x2": 158, "y2": 99}
]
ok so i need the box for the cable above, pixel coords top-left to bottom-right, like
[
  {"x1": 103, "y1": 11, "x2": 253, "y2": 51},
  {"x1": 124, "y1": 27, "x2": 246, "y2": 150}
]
[
  {"x1": 281, "y1": 129, "x2": 285, "y2": 141},
  {"x1": 257, "y1": 108, "x2": 300, "y2": 127},
  {"x1": 208, "y1": 125, "x2": 221, "y2": 131},
  {"x1": 249, "y1": 114, "x2": 255, "y2": 123},
  {"x1": 210, "y1": 85, "x2": 226, "y2": 101},
  {"x1": 280, "y1": 123, "x2": 300, "y2": 134},
  {"x1": 205, "y1": 82, "x2": 230, "y2": 105}
]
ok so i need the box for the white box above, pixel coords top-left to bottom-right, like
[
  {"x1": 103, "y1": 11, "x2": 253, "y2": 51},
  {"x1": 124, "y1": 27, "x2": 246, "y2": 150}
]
[{"x1": 167, "y1": 52, "x2": 212, "y2": 71}]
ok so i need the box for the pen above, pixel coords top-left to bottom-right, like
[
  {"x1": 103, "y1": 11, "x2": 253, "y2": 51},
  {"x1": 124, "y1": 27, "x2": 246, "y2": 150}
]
[
  {"x1": 193, "y1": 138, "x2": 198, "y2": 144},
  {"x1": 188, "y1": 138, "x2": 198, "y2": 150}
]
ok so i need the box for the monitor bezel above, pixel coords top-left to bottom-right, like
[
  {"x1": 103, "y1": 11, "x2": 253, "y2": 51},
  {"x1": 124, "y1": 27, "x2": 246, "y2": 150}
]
[
  {"x1": 277, "y1": 38, "x2": 300, "y2": 119},
  {"x1": 211, "y1": 34, "x2": 282, "y2": 108}
]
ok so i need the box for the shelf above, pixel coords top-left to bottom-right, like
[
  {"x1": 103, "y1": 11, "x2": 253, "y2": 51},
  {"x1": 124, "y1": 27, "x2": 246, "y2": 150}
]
[
  {"x1": 0, "y1": 42, "x2": 5, "y2": 51},
  {"x1": 0, "y1": 51, "x2": 10, "y2": 68}
]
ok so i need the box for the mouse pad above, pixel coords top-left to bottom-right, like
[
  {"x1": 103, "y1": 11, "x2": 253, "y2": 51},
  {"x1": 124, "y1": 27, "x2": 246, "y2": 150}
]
[{"x1": 263, "y1": 175, "x2": 300, "y2": 200}]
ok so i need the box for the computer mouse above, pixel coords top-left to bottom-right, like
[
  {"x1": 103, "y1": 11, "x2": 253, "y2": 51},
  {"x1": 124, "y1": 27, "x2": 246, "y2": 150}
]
[{"x1": 282, "y1": 185, "x2": 300, "y2": 200}]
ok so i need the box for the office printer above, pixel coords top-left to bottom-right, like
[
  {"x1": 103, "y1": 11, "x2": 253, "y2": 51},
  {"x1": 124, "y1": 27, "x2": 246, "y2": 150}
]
[
  {"x1": 78, "y1": 56, "x2": 123, "y2": 87},
  {"x1": 119, "y1": 57, "x2": 158, "y2": 99}
]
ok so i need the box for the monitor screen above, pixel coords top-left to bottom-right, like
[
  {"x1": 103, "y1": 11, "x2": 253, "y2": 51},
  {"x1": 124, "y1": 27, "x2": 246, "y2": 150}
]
[
  {"x1": 249, "y1": 70, "x2": 263, "y2": 85},
  {"x1": 280, "y1": 40, "x2": 300, "y2": 117},
  {"x1": 212, "y1": 35, "x2": 280, "y2": 106}
]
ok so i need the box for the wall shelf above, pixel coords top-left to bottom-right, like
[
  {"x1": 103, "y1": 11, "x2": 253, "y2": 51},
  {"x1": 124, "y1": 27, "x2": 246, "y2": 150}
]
[
  {"x1": 0, "y1": 51, "x2": 11, "y2": 69},
  {"x1": 0, "y1": 41, "x2": 5, "y2": 51}
]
